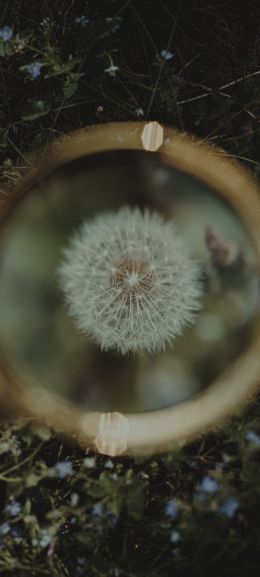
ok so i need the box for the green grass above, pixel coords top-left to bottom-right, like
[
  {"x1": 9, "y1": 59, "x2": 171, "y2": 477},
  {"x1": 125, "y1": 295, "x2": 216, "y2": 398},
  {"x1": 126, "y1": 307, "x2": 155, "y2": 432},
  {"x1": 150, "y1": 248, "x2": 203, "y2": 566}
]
[{"x1": 0, "y1": 1, "x2": 260, "y2": 575}]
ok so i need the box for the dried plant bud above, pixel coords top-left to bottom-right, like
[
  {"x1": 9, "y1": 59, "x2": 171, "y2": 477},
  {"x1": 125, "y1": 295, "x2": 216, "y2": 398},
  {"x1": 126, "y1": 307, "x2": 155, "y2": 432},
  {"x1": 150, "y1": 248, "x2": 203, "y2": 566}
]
[
  {"x1": 205, "y1": 226, "x2": 241, "y2": 268},
  {"x1": 58, "y1": 207, "x2": 203, "y2": 355}
]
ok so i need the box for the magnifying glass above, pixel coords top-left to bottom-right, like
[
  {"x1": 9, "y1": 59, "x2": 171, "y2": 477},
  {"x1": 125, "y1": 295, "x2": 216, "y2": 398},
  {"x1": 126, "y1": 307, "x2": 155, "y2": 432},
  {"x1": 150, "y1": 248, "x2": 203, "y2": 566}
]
[{"x1": 0, "y1": 121, "x2": 259, "y2": 456}]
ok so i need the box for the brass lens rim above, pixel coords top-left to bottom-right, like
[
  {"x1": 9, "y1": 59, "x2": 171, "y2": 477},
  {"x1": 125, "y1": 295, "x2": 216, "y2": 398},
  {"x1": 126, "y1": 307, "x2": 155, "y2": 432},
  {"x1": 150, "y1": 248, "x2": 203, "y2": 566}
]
[{"x1": 0, "y1": 121, "x2": 260, "y2": 456}]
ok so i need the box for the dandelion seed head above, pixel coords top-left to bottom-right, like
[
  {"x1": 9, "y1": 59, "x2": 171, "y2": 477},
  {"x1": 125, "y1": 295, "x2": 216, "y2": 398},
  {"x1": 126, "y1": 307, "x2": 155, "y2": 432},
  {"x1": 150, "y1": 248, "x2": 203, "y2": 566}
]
[{"x1": 58, "y1": 207, "x2": 203, "y2": 355}]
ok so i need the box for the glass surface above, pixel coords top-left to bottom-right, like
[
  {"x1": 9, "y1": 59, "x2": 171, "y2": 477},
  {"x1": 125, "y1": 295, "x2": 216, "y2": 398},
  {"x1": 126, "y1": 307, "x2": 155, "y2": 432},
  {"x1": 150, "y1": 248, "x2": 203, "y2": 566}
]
[{"x1": 0, "y1": 149, "x2": 258, "y2": 412}]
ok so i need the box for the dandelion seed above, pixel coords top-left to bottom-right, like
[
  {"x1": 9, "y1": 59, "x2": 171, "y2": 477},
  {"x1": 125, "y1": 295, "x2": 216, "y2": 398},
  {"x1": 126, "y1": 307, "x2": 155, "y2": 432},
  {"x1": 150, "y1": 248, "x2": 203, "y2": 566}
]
[
  {"x1": 58, "y1": 207, "x2": 203, "y2": 355},
  {"x1": 160, "y1": 49, "x2": 174, "y2": 60},
  {"x1": 26, "y1": 62, "x2": 43, "y2": 78},
  {"x1": 0, "y1": 26, "x2": 13, "y2": 41}
]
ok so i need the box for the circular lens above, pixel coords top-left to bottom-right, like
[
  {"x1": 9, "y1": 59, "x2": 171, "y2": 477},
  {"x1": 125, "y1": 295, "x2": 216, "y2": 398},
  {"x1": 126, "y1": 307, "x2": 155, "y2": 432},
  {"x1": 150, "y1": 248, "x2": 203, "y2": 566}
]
[{"x1": 0, "y1": 148, "x2": 258, "y2": 415}]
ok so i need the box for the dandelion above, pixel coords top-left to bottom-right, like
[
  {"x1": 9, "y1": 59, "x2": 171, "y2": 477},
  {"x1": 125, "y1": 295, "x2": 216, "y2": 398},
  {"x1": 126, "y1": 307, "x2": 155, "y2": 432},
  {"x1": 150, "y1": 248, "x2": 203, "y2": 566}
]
[
  {"x1": 0, "y1": 26, "x2": 13, "y2": 41},
  {"x1": 219, "y1": 497, "x2": 239, "y2": 519},
  {"x1": 55, "y1": 460, "x2": 73, "y2": 479},
  {"x1": 26, "y1": 62, "x2": 43, "y2": 79},
  {"x1": 58, "y1": 207, "x2": 202, "y2": 355},
  {"x1": 160, "y1": 49, "x2": 174, "y2": 60}
]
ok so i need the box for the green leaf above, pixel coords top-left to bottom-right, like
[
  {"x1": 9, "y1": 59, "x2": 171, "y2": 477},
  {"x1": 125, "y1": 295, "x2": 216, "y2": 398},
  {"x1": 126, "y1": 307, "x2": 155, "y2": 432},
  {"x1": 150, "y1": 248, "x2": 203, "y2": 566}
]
[{"x1": 21, "y1": 100, "x2": 51, "y2": 121}]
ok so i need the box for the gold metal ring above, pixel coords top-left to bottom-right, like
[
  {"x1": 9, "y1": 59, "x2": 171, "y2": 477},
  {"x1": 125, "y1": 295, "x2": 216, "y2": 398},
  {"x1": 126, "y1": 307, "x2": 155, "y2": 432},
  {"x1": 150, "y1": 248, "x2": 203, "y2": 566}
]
[{"x1": 0, "y1": 121, "x2": 260, "y2": 456}]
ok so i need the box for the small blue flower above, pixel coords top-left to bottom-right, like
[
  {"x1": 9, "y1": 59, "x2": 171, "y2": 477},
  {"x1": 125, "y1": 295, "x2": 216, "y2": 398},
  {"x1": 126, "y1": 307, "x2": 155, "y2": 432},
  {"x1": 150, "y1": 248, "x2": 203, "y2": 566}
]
[
  {"x1": 160, "y1": 49, "x2": 174, "y2": 61},
  {"x1": 70, "y1": 492, "x2": 79, "y2": 507},
  {"x1": 0, "y1": 522, "x2": 10, "y2": 536},
  {"x1": 200, "y1": 476, "x2": 219, "y2": 494},
  {"x1": 10, "y1": 526, "x2": 23, "y2": 540},
  {"x1": 170, "y1": 530, "x2": 180, "y2": 543},
  {"x1": 55, "y1": 460, "x2": 73, "y2": 479},
  {"x1": 0, "y1": 26, "x2": 13, "y2": 41},
  {"x1": 77, "y1": 556, "x2": 86, "y2": 566},
  {"x1": 92, "y1": 502, "x2": 104, "y2": 517},
  {"x1": 5, "y1": 500, "x2": 21, "y2": 517},
  {"x1": 245, "y1": 430, "x2": 260, "y2": 447},
  {"x1": 104, "y1": 459, "x2": 114, "y2": 469},
  {"x1": 39, "y1": 529, "x2": 53, "y2": 548},
  {"x1": 26, "y1": 62, "x2": 43, "y2": 79},
  {"x1": 219, "y1": 497, "x2": 239, "y2": 519},
  {"x1": 104, "y1": 64, "x2": 119, "y2": 77},
  {"x1": 165, "y1": 499, "x2": 179, "y2": 519},
  {"x1": 185, "y1": 456, "x2": 199, "y2": 470},
  {"x1": 83, "y1": 456, "x2": 96, "y2": 468},
  {"x1": 75, "y1": 15, "x2": 89, "y2": 26},
  {"x1": 135, "y1": 108, "x2": 144, "y2": 118},
  {"x1": 106, "y1": 17, "x2": 122, "y2": 33}
]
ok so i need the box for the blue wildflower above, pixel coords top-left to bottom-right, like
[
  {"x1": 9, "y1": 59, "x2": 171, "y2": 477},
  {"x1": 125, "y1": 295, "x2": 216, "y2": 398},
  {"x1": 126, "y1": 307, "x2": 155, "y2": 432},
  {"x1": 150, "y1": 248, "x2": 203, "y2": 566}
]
[
  {"x1": 10, "y1": 526, "x2": 23, "y2": 540},
  {"x1": 104, "y1": 459, "x2": 114, "y2": 469},
  {"x1": 245, "y1": 430, "x2": 260, "y2": 447},
  {"x1": 75, "y1": 15, "x2": 89, "y2": 26},
  {"x1": 92, "y1": 502, "x2": 105, "y2": 516},
  {"x1": 219, "y1": 498, "x2": 239, "y2": 519},
  {"x1": 165, "y1": 499, "x2": 179, "y2": 519},
  {"x1": 0, "y1": 26, "x2": 13, "y2": 41},
  {"x1": 0, "y1": 522, "x2": 10, "y2": 536},
  {"x1": 135, "y1": 108, "x2": 144, "y2": 118},
  {"x1": 200, "y1": 476, "x2": 219, "y2": 494},
  {"x1": 39, "y1": 529, "x2": 53, "y2": 548},
  {"x1": 55, "y1": 460, "x2": 73, "y2": 479},
  {"x1": 106, "y1": 17, "x2": 122, "y2": 33},
  {"x1": 170, "y1": 530, "x2": 180, "y2": 543},
  {"x1": 160, "y1": 49, "x2": 174, "y2": 60},
  {"x1": 104, "y1": 63, "x2": 119, "y2": 77},
  {"x1": 5, "y1": 500, "x2": 21, "y2": 517},
  {"x1": 83, "y1": 456, "x2": 95, "y2": 468},
  {"x1": 26, "y1": 62, "x2": 43, "y2": 79},
  {"x1": 70, "y1": 492, "x2": 79, "y2": 507}
]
